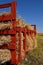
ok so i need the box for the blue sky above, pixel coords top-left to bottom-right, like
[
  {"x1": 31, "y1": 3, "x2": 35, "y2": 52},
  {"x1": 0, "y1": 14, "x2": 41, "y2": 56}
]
[{"x1": 0, "y1": 0, "x2": 43, "y2": 33}]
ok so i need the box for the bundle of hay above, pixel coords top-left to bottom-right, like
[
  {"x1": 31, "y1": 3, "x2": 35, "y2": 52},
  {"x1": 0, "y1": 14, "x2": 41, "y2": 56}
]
[
  {"x1": 0, "y1": 49, "x2": 11, "y2": 64},
  {"x1": 0, "y1": 35, "x2": 11, "y2": 45},
  {"x1": 0, "y1": 12, "x2": 12, "y2": 30},
  {"x1": 0, "y1": 22, "x2": 12, "y2": 30},
  {"x1": 30, "y1": 33, "x2": 37, "y2": 48},
  {"x1": 16, "y1": 33, "x2": 19, "y2": 59},
  {"x1": 16, "y1": 18, "x2": 37, "y2": 59},
  {"x1": 16, "y1": 17, "x2": 37, "y2": 47},
  {"x1": 0, "y1": 17, "x2": 34, "y2": 30},
  {"x1": 21, "y1": 33, "x2": 25, "y2": 59},
  {"x1": 16, "y1": 18, "x2": 34, "y2": 30},
  {"x1": 16, "y1": 33, "x2": 25, "y2": 59},
  {"x1": 26, "y1": 34, "x2": 35, "y2": 51}
]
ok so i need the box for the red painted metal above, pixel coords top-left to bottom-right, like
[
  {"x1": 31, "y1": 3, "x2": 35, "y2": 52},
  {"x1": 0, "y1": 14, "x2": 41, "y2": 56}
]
[
  {"x1": 0, "y1": 2, "x2": 16, "y2": 21},
  {"x1": 0, "y1": 2, "x2": 36, "y2": 64},
  {"x1": 0, "y1": 3, "x2": 11, "y2": 8}
]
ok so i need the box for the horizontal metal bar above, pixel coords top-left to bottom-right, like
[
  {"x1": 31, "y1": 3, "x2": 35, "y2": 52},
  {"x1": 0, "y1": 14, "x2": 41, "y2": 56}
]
[{"x1": 0, "y1": 3, "x2": 11, "y2": 8}]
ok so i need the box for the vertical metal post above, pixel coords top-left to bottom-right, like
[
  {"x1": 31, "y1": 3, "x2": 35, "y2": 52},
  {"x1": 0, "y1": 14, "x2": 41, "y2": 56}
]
[
  {"x1": 18, "y1": 31, "x2": 21, "y2": 62},
  {"x1": 11, "y1": 2, "x2": 16, "y2": 28}
]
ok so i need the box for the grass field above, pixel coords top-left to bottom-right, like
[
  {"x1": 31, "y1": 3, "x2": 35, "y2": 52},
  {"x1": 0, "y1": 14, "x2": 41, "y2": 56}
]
[{"x1": 19, "y1": 33, "x2": 43, "y2": 65}]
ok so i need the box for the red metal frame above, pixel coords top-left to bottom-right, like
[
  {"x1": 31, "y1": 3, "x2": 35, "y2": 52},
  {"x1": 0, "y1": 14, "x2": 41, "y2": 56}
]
[
  {"x1": 0, "y1": 2, "x2": 16, "y2": 21},
  {"x1": 0, "y1": 2, "x2": 36, "y2": 64}
]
